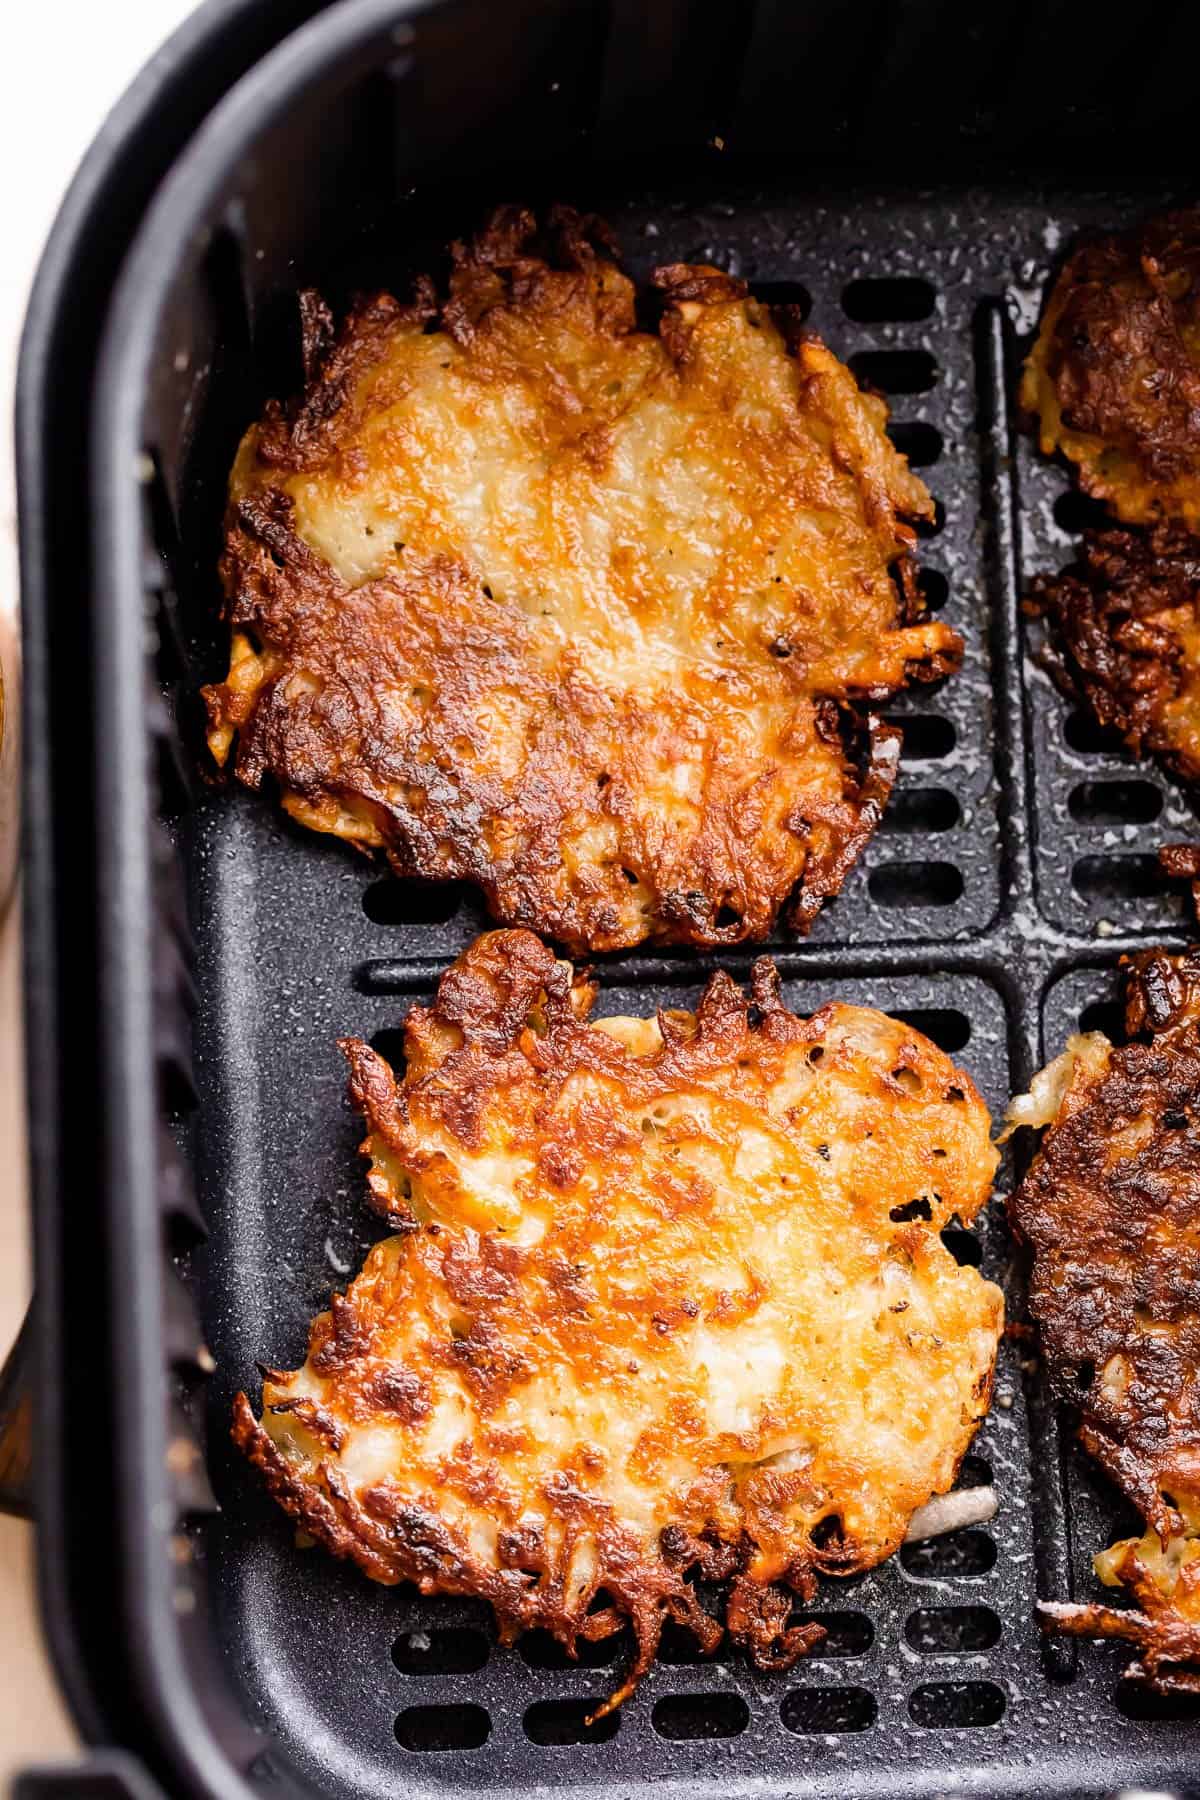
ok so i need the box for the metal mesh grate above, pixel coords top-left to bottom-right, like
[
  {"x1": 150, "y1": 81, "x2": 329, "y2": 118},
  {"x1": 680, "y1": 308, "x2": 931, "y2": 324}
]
[{"x1": 147, "y1": 189, "x2": 1200, "y2": 1798}]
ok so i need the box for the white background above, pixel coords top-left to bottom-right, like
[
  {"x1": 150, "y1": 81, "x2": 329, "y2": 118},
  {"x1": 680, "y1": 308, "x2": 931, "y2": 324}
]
[{"x1": 0, "y1": 0, "x2": 197, "y2": 1778}]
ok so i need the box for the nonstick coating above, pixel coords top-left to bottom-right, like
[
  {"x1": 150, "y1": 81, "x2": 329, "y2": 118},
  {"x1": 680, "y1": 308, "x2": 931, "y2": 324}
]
[
  {"x1": 36, "y1": 0, "x2": 1200, "y2": 1794},
  {"x1": 182, "y1": 190, "x2": 1198, "y2": 1799}
]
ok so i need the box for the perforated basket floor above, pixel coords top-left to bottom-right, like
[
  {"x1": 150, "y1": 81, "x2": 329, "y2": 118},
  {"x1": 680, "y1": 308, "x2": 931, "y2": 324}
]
[{"x1": 172, "y1": 188, "x2": 1200, "y2": 1799}]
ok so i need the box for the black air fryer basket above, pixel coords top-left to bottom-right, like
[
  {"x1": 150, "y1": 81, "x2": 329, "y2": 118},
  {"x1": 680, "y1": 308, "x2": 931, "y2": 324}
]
[{"x1": 16, "y1": 1, "x2": 1200, "y2": 1794}]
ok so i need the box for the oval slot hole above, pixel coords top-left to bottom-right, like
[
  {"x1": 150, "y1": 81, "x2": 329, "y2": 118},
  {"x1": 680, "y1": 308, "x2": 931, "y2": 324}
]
[
  {"x1": 918, "y1": 567, "x2": 949, "y2": 612},
  {"x1": 1072, "y1": 854, "x2": 1166, "y2": 903},
  {"x1": 842, "y1": 276, "x2": 937, "y2": 322},
  {"x1": 915, "y1": 497, "x2": 946, "y2": 540},
  {"x1": 1069, "y1": 780, "x2": 1162, "y2": 826},
  {"x1": 392, "y1": 1627, "x2": 490, "y2": 1675},
  {"x1": 519, "y1": 1628, "x2": 627, "y2": 1669},
  {"x1": 651, "y1": 1694, "x2": 749, "y2": 1740},
  {"x1": 905, "y1": 1605, "x2": 1002, "y2": 1654},
  {"x1": 879, "y1": 787, "x2": 960, "y2": 834},
  {"x1": 160, "y1": 1055, "x2": 199, "y2": 1122},
  {"x1": 657, "y1": 1620, "x2": 733, "y2": 1664},
  {"x1": 901, "y1": 1529, "x2": 997, "y2": 1579},
  {"x1": 1053, "y1": 490, "x2": 1112, "y2": 535},
  {"x1": 887, "y1": 421, "x2": 943, "y2": 467},
  {"x1": 1078, "y1": 997, "x2": 1124, "y2": 1039},
  {"x1": 909, "y1": 1680, "x2": 1005, "y2": 1728},
  {"x1": 781, "y1": 1686, "x2": 877, "y2": 1734},
  {"x1": 956, "y1": 1454, "x2": 992, "y2": 1489},
  {"x1": 165, "y1": 1207, "x2": 206, "y2": 1259},
  {"x1": 362, "y1": 879, "x2": 467, "y2": 926},
  {"x1": 1116, "y1": 1681, "x2": 1200, "y2": 1721},
  {"x1": 752, "y1": 279, "x2": 813, "y2": 318},
  {"x1": 395, "y1": 1704, "x2": 491, "y2": 1752},
  {"x1": 523, "y1": 1699, "x2": 619, "y2": 1745},
  {"x1": 892, "y1": 1008, "x2": 970, "y2": 1054},
  {"x1": 941, "y1": 1226, "x2": 982, "y2": 1267},
  {"x1": 869, "y1": 861, "x2": 963, "y2": 908},
  {"x1": 850, "y1": 349, "x2": 938, "y2": 394},
  {"x1": 888, "y1": 715, "x2": 957, "y2": 762},
  {"x1": 790, "y1": 1611, "x2": 874, "y2": 1657},
  {"x1": 369, "y1": 1028, "x2": 407, "y2": 1068},
  {"x1": 1063, "y1": 709, "x2": 1128, "y2": 756}
]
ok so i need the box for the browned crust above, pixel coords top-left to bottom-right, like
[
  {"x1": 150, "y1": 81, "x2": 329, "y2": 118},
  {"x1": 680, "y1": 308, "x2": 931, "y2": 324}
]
[
  {"x1": 1043, "y1": 1544, "x2": 1200, "y2": 1695},
  {"x1": 787, "y1": 715, "x2": 901, "y2": 930},
  {"x1": 1011, "y1": 949, "x2": 1200, "y2": 1688},
  {"x1": 1161, "y1": 843, "x2": 1200, "y2": 922},
  {"x1": 1012, "y1": 948, "x2": 1200, "y2": 1530},
  {"x1": 232, "y1": 1390, "x2": 736, "y2": 1712},
  {"x1": 336, "y1": 931, "x2": 989, "y2": 1188},
  {"x1": 1026, "y1": 525, "x2": 1200, "y2": 783},
  {"x1": 257, "y1": 286, "x2": 437, "y2": 472},
  {"x1": 1159, "y1": 842, "x2": 1200, "y2": 882},
  {"x1": 1021, "y1": 209, "x2": 1200, "y2": 527},
  {"x1": 235, "y1": 1383, "x2": 843, "y2": 1709},
  {"x1": 235, "y1": 930, "x2": 999, "y2": 1710},
  {"x1": 203, "y1": 205, "x2": 961, "y2": 953}
]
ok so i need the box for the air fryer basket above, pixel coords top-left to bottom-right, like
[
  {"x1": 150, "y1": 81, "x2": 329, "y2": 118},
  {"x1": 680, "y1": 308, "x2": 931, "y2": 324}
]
[{"x1": 22, "y1": 0, "x2": 1200, "y2": 1793}]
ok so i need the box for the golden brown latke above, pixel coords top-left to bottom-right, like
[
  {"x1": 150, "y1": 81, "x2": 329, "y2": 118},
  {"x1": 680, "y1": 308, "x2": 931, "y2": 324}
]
[
  {"x1": 1026, "y1": 524, "x2": 1200, "y2": 783},
  {"x1": 203, "y1": 207, "x2": 960, "y2": 953},
  {"x1": 1021, "y1": 209, "x2": 1200, "y2": 529},
  {"x1": 234, "y1": 929, "x2": 1002, "y2": 1711},
  {"x1": 1008, "y1": 950, "x2": 1200, "y2": 1692}
]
